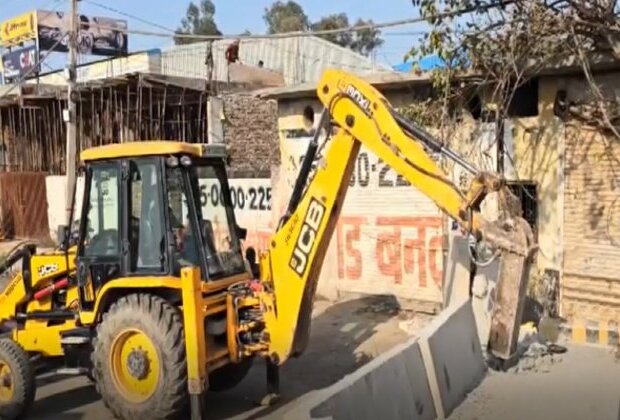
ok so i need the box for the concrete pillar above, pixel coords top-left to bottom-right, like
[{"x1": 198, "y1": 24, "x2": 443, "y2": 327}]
[{"x1": 208, "y1": 96, "x2": 224, "y2": 144}]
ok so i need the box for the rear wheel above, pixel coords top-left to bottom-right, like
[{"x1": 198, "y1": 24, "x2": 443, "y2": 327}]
[
  {"x1": 91, "y1": 293, "x2": 188, "y2": 420},
  {"x1": 0, "y1": 338, "x2": 35, "y2": 420}
]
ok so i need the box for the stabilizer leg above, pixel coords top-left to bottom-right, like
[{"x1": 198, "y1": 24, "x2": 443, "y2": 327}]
[{"x1": 260, "y1": 358, "x2": 281, "y2": 407}]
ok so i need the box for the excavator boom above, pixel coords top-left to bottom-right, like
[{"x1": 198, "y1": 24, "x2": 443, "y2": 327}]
[{"x1": 258, "y1": 69, "x2": 536, "y2": 367}]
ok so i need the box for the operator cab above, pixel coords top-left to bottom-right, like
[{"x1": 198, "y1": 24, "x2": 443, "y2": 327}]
[{"x1": 69, "y1": 141, "x2": 249, "y2": 311}]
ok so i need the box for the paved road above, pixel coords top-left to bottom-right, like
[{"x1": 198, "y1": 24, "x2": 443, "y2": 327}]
[
  {"x1": 36, "y1": 342, "x2": 618, "y2": 420},
  {"x1": 19, "y1": 291, "x2": 620, "y2": 420},
  {"x1": 449, "y1": 345, "x2": 620, "y2": 420},
  {"x1": 26, "y1": 296, "x2": 411, "y2": 420}
]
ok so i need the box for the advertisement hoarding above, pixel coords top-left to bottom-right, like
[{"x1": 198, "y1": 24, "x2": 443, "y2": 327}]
[
  {"x1": 0, "y1": 11, "x2": 37, "y2": 47},
  {"x1": 2, "y1": 45, "x2": 38, "y2": 81},
  {"x1": 37, "y1": 10, "x2": 128, "y2": 57}
]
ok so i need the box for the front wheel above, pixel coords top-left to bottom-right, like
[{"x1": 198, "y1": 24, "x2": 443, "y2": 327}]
[
  {"x1": 0, "y1": 339, "x2": 36, "y2": 420},
  {"x1": 91, "y1": 293, "x2": 189, "y2": 420}
]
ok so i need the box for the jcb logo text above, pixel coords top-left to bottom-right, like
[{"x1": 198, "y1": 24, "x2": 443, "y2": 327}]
[{"x1": 289, "y1": 198, "x2": 326, "y2": 277}]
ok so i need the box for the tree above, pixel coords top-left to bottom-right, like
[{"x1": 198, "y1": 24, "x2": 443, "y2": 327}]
[
  {"x1": 407, "y1": 0, "x2": 620, "y2": 134},
  {"x1": 312, "y1": 14, "x2": 353, "y2": 48},
  {"x1": 312, "y1": 14, "x2": 384, "y2": 56},
  {"x1": 263, "y1": 2, "x2": 384, "y2": 56},
  {"x1": 264, "y1": 1, "x2": 310, "y2": 34},
  {"x1": 175, "y1": 0, "x2": 221, "y2": 45},
  {"x1": 350, "y1": 18, "x2": 384, "y2": 56}
]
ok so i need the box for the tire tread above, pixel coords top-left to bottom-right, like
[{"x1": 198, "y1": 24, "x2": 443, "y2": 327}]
[{"x1": 91, "y1": 293, "x2": 188, "y2": 420}]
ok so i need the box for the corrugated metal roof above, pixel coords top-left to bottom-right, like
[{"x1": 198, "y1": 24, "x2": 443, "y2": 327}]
[
  {"x1": 24, "y1": 49, "x2": 162, "y2": 86},
  {"x1": 160, "y1": 36, "x2": 391, "y2": 86},
  {"x1": 254, "y1": 71, "x2": 486, "y2": 99}
]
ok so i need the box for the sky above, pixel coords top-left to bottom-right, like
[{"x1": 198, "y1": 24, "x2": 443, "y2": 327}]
[{"x1": 0, "y1": 0, "x2": 428, "y2": 72}]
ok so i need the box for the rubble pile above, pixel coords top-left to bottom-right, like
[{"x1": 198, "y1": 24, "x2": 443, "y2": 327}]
[{"x1": 507, "y1": 323, "x2": 567, "y2": 374}]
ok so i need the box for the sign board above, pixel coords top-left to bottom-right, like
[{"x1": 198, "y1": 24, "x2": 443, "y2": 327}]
[
  {"x1": 0, "y1": 11, "x2": 37, "y2": 47},
  {"x1": 2, "y1": 45, "x2": 38, "y2": 81},
  {"x1": 37, "y1": 10, "x2": 128, "y2": 56}
]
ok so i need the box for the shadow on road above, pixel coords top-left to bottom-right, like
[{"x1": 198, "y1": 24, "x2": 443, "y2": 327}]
[
  {"x1": 25, "y1": 295, "x2": 404, "y2": 420},
  {"x1": 29, "y1": 382, "x2": 100, "y2": 419},
  {"x1": 206, "y1": 294, "x2": 404, "y2": 420}
]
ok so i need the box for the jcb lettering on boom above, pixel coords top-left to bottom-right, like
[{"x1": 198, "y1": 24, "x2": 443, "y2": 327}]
[
  {"x1": 344, "y1": 84, "x2": 371, "y2": 115},
  {"x1": 289, "y1": 198, "x2": 326, "y2": 276}
]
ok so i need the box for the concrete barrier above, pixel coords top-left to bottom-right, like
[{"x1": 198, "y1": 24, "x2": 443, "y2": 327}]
[
  {"x1": 310, "y1": 340, "x2": 436, "y2": 420},
  {"x1": 277, "y1": 300, "x2": 485, "y2": 420},
  {"x1": 442, "y1": 233, "x2": 472, "y2": 308},
  {"x1": 419, "y1": 299, "x2": 487, "y2": 418},
  {"x1": 277, "y1": 338, "x2": 436, "y2": 420},
  {"x1": 471, "y1": 259, "x2": 500, "y2": 349}
]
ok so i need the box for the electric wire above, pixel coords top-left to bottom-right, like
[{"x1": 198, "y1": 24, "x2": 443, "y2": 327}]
[{"x1": 72, "y1": 0, "x2": 515, "y2": 41}]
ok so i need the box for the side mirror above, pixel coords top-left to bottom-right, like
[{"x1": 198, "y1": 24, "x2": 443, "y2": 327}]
[{"x1": 236, "y1": 225, "x2": 247, "y2": 241}]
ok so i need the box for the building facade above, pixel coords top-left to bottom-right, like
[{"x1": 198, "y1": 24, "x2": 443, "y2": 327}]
[{"x1": 259, "y1": 68, "x2": 620, "y2": 328}]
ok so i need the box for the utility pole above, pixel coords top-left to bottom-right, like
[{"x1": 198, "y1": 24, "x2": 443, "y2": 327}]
[
  {"x1": 64, "y1": 0, "x2": 78, "y2": 228},
  {"x1": 205, "y1": 40, "x2": 214, "y2": 94}
]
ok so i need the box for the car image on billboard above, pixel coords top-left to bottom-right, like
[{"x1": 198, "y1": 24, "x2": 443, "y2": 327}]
[{"x1": 36, "y1": 10, "x2": 128, "y2": 57}]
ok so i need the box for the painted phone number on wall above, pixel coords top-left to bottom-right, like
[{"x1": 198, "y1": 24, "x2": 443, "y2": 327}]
[{"x1": 198, "y1": 184, "x2": 272, "y2": 211}]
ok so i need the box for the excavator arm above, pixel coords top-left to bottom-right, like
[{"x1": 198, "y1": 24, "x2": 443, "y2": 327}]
[{"x1": 258, "y1": 69, "x2": 536, "y2": 367}]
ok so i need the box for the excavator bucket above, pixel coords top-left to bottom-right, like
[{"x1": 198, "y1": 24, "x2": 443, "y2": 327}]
[{"x1": 488, "y1": 216, "x2": 536, "y2": 360}]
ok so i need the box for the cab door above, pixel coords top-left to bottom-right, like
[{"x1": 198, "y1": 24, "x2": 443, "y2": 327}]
[{"x1": 75, "y1": 160, "x2": 123, "y2": 311}]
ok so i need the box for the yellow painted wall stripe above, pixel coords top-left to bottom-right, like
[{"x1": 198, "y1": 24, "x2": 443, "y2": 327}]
[{"x1": 559, "y1": 320, "x2": 619, "y2": 348}]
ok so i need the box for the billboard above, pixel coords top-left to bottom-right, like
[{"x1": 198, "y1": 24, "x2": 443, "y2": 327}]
[
  {"x1": 2, "y1": 45, "x2": 38, "y2": 81},
  {"x1": 0, "y1": 11, "x2": 37, "y2": 47},
  {"x1": 37, "y1": 10, "x2": 128, "y2": 56}
]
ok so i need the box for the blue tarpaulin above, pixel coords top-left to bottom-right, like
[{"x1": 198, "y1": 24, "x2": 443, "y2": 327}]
[
  {"x1": 393, "y1": 54, "x2": 473, "y2": 72},
  {"x1": 392, "y1": 54, "x2": 446, "y2": 72}
]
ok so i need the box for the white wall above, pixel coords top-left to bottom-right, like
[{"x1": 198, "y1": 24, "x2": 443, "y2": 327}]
[
  {"x1": 46, "y1": 175, "x2": 85, "y2": 242},
  {"x1": 278, "y1": 136, "x2": 446, "y2": 306},
  {"x1": 183, "y1": 177, "x2": 274, "y2": 255}
]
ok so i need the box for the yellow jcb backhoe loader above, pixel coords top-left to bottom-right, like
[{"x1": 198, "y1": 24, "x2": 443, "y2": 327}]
[{"x1": 0, "y1": 69, "x2": 536, "y2": 420}]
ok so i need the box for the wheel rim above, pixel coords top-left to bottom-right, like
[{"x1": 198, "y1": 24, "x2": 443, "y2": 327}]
[
  {"x1": 109, "y1": 328, "x2": 160, "y2": 403},
  {"x1": 0, "y1": 361, "x2": 14, "y2": 402}
]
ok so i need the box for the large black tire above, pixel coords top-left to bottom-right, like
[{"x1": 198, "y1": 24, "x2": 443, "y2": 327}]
[
  {"x1": 208, "y1": 357, "x2": 253, "y2": 392},
  {"x1": 91, "y1": 293, "x2": 188, "y2": 420},
  {"x1": 0, "y1": 339, "x2": 36, "y2": 420}
]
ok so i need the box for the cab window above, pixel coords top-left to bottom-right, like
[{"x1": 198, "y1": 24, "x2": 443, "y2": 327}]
[
  {"x1": 129, "y1": 160, "x2": 166, "y2": 273},
  {"x1": 166, "y1": 166, "x2": 202, "y2": 276},
  {"x1": 82, "y1": 163, "x2": 120, "y2": 258}
]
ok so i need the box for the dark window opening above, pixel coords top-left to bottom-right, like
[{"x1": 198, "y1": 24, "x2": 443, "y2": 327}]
[
  {"x1": 465, "y1": 94, "x2": 482, "y2": 120},
  {"x1": 507, "y1": 78, "x2": 539, "y2": 117},
  {"x1": 506, "y1": 181, "x2": 538, "y2": 238},
  {"x1": 303, "y1": 105, "x2": 315, "y2": 129}
]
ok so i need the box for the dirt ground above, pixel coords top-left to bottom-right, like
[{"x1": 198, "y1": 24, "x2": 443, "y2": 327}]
[
  {"x1": 26, "y1": 295, "x2": 417, "y2": 420},
  {"x1": 449, "y1": 344, "x2": 620, "y2": 420}
]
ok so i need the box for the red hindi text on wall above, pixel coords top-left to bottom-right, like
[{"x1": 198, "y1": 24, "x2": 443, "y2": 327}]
[{"x1": 336, "y1": 215, "x2": 444, "y2": 289}]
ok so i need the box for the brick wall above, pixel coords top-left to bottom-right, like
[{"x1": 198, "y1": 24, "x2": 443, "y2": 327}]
[
  {"x1": 222, "y1": 93, "x2": 280, "y2": 175},
  {"x1": 562, "y1": 124, "x2": 620, "y2": 327}
]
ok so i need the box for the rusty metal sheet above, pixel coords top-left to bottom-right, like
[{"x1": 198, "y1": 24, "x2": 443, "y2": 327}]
[{"x1": 0, "y1": 171, "x2": 50, "y2": 240}]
